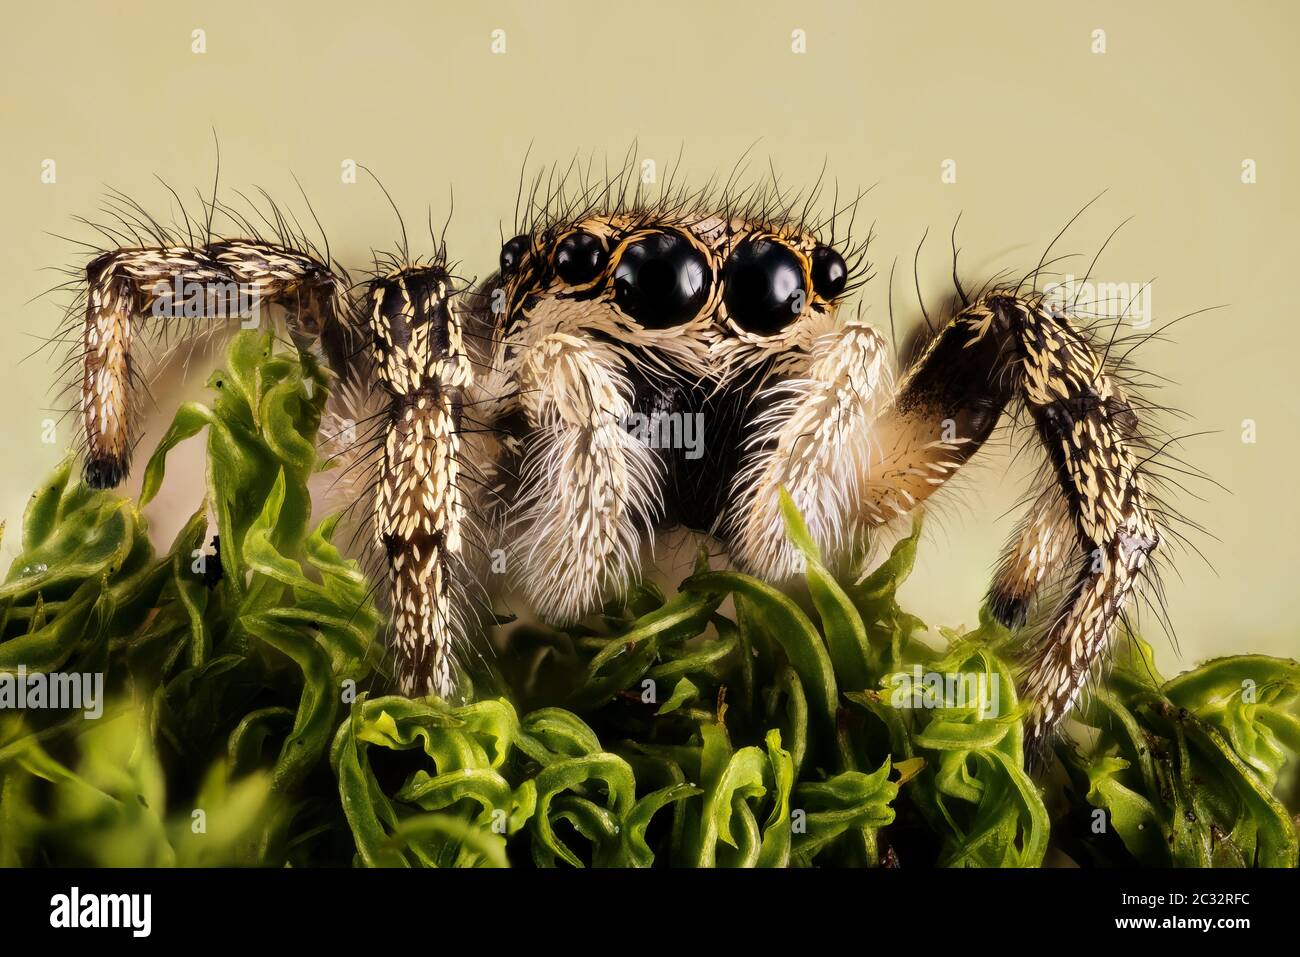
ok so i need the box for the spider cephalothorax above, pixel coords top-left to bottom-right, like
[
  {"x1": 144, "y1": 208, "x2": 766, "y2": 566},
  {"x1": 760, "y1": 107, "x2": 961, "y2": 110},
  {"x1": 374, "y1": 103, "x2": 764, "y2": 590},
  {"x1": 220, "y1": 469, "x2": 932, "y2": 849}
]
[
  {"x1": 477, "y1": 210, "x2": 874, "y2": 614},
  {"x1": 61, "y1": 173, "x2": 1168, "y2": 760}
]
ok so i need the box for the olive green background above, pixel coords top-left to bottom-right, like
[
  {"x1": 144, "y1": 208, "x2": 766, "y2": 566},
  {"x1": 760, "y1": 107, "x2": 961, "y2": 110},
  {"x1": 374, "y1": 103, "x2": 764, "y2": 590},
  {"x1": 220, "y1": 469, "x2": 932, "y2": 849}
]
[{"x1": 1, "y1": 1, "x2": 1295, "y2": 668}]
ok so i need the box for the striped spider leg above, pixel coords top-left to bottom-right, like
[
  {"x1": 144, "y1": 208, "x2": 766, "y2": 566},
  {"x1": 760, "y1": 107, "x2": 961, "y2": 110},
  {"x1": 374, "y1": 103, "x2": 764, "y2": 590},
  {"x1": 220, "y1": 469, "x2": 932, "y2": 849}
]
[
  {"x1": 360, "y1": 258, "x2": 505, "y2": 697},
  {"x1": 75, "y1": 239, "x2": 357, "y2": 488},
  {"x1": 812, "y1": 290, "x2": 1159, "y2": 756}
]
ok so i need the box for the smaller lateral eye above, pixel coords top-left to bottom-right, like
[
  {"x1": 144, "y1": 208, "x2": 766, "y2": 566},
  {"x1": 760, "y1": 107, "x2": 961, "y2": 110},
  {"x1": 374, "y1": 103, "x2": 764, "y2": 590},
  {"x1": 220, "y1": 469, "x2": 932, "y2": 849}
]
[
  {"x1": 554, "y1": 230, "x2": 607, "y2": 285},
  {"x1": 499, "y1": 234, "x2": 530, "y2": 275},
  {"x1": 811, "y1": 245, "x2": 848, "y2": 299}
]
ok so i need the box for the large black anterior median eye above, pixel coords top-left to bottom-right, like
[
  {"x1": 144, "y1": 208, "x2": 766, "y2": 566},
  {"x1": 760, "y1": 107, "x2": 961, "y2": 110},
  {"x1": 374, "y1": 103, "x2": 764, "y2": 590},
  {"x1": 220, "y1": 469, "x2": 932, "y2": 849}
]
[
  {"x1": 554, "y1": 230, "x2": 607, "y2": 284},
  {"x1": 499, "y1": 234, "x2": 530, "y2": 275},
  {"x1": 811, "y1": 244, "x2": 848, "y2": 299},
  {"x1": 722, "y1": 238, "x2": 806, "y2": 334},
  {"x1": 612, "y1": 231, "x2": 711, "y2": 328}
]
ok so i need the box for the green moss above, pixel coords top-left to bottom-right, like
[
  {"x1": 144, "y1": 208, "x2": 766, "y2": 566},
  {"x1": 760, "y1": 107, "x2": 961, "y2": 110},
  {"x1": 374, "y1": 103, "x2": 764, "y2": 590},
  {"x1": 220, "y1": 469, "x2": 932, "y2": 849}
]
[{"x1": 0, "y1": 332, "x2": 1295, "y2": 868}]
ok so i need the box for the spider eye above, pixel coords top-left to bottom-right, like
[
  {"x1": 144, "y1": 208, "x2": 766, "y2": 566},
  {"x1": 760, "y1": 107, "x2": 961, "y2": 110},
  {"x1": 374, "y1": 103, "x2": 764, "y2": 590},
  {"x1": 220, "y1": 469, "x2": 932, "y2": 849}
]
[
  {"x1": 612, "y1": 231, "x2": 711, "y2": 328},
  {"x1": 499, "y1": 234, "x2": 530, "y2": 275},
  {"x1": 722, "y1": 239, "x2": 806, "y2": 334},
  {"x1": 811, "y1": 245, "x2": 848, "y2": 299},
  {"x1": 554, "y1": 230, "x2": 607, "y2": 285}
]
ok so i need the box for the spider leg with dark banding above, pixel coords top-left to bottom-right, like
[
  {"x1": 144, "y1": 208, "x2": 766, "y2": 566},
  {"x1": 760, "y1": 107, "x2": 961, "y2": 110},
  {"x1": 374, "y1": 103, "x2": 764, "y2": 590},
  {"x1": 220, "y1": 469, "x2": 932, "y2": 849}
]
[
  {"x1": 364, "y1": 263, "x2": 481, "y2": 697},
  {"x1": 77, "y1": 239, "x2": 356, "y2": 488},
  {"x1": 855, "y1": 290, "x2": 1160, "y2": 755}
]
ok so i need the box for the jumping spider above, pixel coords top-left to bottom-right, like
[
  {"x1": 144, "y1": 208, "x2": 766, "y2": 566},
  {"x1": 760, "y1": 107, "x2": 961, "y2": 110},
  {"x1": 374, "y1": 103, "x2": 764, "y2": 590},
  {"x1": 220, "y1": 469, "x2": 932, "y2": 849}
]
[{"x1": 64, "y1": 170, "x2": 1164, "y2": 757}]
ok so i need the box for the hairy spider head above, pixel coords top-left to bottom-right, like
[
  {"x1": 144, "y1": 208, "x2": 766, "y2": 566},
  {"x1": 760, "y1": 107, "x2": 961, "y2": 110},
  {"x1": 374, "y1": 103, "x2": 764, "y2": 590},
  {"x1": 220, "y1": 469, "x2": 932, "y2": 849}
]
[
  {"x1": 365, "y1": 262, "x2": 470, "y2": 395},
  {"x1": 490, "y1": 212, "x2": 859, "y2": 382}
]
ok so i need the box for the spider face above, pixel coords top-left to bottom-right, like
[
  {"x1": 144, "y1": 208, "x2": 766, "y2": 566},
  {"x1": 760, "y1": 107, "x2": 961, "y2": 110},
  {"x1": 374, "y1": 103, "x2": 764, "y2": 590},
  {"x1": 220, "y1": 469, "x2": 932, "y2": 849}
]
[
  {"x1": 478, "y1": 212, "x2": 861, "y2": 553},
  {"x1": 492, "y1": 214, "x2": 852, "y2": 383}
]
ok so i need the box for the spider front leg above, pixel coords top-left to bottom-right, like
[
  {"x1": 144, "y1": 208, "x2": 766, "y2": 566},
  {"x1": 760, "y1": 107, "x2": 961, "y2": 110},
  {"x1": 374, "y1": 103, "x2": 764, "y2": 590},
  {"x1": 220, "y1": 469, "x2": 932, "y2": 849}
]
[
  {"x1": 78, "y1": 241, "x2": 351, "y2": 488},
  {"x1": 865, "y1": 290, "x2": 1159, "y2": 756},
  {"x1": 366, "y1": 266, "x2": 477, "y2": 697}
]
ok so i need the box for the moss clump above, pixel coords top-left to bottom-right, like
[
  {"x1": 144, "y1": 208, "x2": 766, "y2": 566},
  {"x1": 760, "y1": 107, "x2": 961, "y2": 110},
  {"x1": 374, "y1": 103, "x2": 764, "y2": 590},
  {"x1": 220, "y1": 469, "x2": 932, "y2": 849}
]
[{"x1": 1, "y1": 332, "x2": 1295, "y2": 868}]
